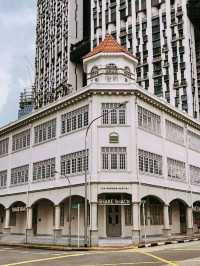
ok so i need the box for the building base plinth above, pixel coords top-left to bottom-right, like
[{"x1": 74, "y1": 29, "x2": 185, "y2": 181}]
[
  {"x1": 132, "y1": 230, "x2": 140, "y2": 245},
  {"x1": 3, "y1": 228, "x2": 11, "y2": 235},
  {"x1": 162, "y1": 228, "x2": 171, "y2": 238},
  {"x1": 187, "y1": 228, "x2": 193, "y2": 236},
  {"x1": 54, "y1": 229, "x2": 62, "y2": 239},
  {"x1": 26, "y1": 229, "x2": 33, "y2": 238},
  {"x1": 90, "y1": 230, "x2": 98, "y2": 246}
]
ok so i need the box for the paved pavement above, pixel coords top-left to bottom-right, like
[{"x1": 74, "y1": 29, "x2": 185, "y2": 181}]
[{"x1": 1, "y1": 241, "x2": 200, "y2": 265}]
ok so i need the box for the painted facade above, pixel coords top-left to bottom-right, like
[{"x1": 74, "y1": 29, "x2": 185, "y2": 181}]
[{"x1": 1, "y1": 36, "x2": 200, "y2": 246}]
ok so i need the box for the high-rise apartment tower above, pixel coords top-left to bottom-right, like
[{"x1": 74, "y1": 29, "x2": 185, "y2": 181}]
[
  {"x1": 34, "y1": 0, "x2": 90, "y2": 109},
  {"x1": 91, "y1": 0, "x2": 200, "y2": 118},
  {"x1": 34, "y1": 0, "x2": 200, "y2": 120}
]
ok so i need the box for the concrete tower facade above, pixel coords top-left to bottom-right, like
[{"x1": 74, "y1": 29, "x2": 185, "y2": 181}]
[
  {"x1": 34, "y1": 0, "x2": 85, "y2": 109},
  {"x1": 91, "y1": 0, "x2": 200, "y2": 118},
  {"x1": 33, "y1": 0, "x2": 200, "y2": 121}
]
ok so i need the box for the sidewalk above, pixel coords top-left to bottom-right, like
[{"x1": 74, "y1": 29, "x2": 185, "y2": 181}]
[
  {"x1": 1, "y1": 234, "x2": 200, "y2": 251},
  {"x1": 138, "y1": 234, "x2": 200, "y2": 248}
]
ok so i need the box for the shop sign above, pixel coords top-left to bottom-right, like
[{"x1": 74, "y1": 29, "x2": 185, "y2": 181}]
[
  {"x1": 98, "y1": 199, "x2": 131, "y2": 206},
  {"x1": 12, "y1": 207, "x2": 26, "y2": 213}
]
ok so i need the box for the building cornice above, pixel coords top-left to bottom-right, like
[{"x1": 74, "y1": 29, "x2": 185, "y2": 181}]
[{"x1": 1, "y1": 84, "x2": 200, "y2": 137}]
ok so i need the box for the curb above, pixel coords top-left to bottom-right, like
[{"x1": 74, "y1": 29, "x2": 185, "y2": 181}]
[
  {"x1": 0, "y1": 243, "x2": 135, "y2": 252},
  {"x1": 1, "y1": 237, "x2": 200, "y2": 251},
  {"x1": 138, "y1": 237, "x2": 200, "y2": 248}
]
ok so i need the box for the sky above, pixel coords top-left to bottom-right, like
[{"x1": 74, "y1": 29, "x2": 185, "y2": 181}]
[{"x1": 0, "y1": 1, "x2": 37, "y2": 126}]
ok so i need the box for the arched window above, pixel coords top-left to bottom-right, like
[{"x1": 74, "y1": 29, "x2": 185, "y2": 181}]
[
  {"x1": 124, "y1": 66, "x2": 131, "y2": 82},
  {"x1": 109, "y1": 132, "x2": 119, "y2": 144},
  {"x1": 106, "y1": 63, "x2": 118, "y2": 82},
  {"x1": 90, "y1": 66, "x2": 99, "y2": 82}
]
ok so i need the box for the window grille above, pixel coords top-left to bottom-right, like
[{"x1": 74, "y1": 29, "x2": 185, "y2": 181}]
[
  {"x1": 90, "y1": 66, "x2": 99, "y2": 81},
  {"x1": 12, "y1": 129, "x2": 30, "y2": 152},
  {"x1": 0, "y1": 138, "x2": 9, "y2": 157},
  {"x1": 101, "y1": 147, "x2": 127, "y2": 171},
  {"x1": 138, "y1": 106, "x2": 161, "y2": 135},
  {"x1": 124, "y1": 66, "x2": 131, "y2": 82},
  {"x1": 140, "y1": 201, "x2": 163, "y2": 225},
  {"x1": 34, "y1": 119, "x2": 56, "y2": 144},
  {"x1": 167, "y1": 158, "x2": 186, "y2": 182},
  {"x1": 190, "y1": 165, "x2": 200, "y2": 185},
  {"x1": 138, "y1": 149, "x2": 162, "y2": 176},
  {"x1": 61, "y1": 105, "x2": 89, "y2": 134},
  {"x1": 188, "y1": 131, "x2": 200, "y2": 152},
  {"x1": 109, "y1": 133, "x2": 119, "y2": 144},
  {"x1": 11, "y1": 165, "x2": 29, "y2": 186},
  {"x1": 0, "y1": 170, "x2": 7, "y2": 188},
  {"x1": 61, "y1": 150, "x2": 88, "y2": 176},
  {"x1": 106, "y1": 63, "x2": 118, "y2": 82},
  {"x1": 150, "y1": 204, "x2": 163, "y2": 225},
  {"x1": 102, "y1": 103, "x2": 126, "y2": 125},
  {"x1": 33, "y1": 158, "x2": 55, "y2": 181},
  {"x1": 166, "y1": 120, "x2": 184, "y2": 145}
]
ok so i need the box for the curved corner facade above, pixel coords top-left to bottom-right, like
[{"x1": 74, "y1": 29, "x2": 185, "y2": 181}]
[{"x1": 1, "y1": 82, "x2": 200, "y2": 246}]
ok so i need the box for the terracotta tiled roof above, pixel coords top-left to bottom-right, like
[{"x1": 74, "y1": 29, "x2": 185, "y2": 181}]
[{"x1": 83, "y1": 34, "x2": 137, "y2": 60}]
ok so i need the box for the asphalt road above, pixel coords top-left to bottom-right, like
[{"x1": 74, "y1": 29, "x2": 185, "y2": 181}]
[{"x1": 1, "y1": 242, "x2": 200, "y2": 266}]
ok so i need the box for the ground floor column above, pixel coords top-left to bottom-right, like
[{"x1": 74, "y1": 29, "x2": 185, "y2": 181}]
[
  {"x1": 4, "y1": 208, "x2": 11, "y2": 234},
  {"x1": 132, "y1": 202, "x2": 140, "y2": 244},
  {"x1": 90, "y1": 202, "x2": 98, "y2": 246},
  {"x1": 26, "y1": 207, "x2": 33, "y2": 237},
  {"x1": 187, "y1": 207, "x2": 193, "y2": 236},
  {"x1": 163, "y1": 205, "x2": 171, "y2": 237},
  {"x1": 54, "y1": 205, "x2": 62, "y2": 239}
]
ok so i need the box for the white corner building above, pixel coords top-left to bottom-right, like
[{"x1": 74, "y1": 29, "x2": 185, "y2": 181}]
[{"x1": 1, "y1": 35, "x2": 200, "y2": 246}]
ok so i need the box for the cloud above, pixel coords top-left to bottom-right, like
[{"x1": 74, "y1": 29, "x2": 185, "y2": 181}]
[
  {"x1": 0, "y1": 0, "x2": 36, "y2": 126},
  {"x1": 0, "y1": 70, "x2": 11, "y2": 113}
]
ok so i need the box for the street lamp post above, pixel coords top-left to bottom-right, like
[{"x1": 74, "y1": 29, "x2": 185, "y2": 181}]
[
  {"x1": 84, "y1": 100, "x2": 128, "y2": 247},
  {"x1": 55, "y1": 171, "x2": 71, "y2": 247},
  {"x1": 25, "y1": 179, "x2": 30, "y2": 244}
]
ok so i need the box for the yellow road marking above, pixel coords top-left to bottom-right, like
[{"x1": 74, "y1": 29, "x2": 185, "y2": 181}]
[
  {"x1": 173, "y1": 248, "x2": 200, "y2": 251},
  {"x1": 82, "y1": 262, "x2": 160, "y2": 266},
  {"x1": 0, "y1": 252, "x2": 90, "y2": 266},
  {"x1": 137, "y1": 250, "x2": 179, "y2": 266}
]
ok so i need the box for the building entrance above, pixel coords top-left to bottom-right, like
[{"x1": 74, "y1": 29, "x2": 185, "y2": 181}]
[{"x1": 106, "y1": 205, "x2": 121, "y2": 237}]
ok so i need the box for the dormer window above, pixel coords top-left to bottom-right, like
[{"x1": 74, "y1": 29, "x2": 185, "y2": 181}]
[
  {"x1": 106, "y1": 63, "x2": 118, "y2": 82},
  {"x1": 91, "y1": 66, "x2": 99, "y2": 82}
]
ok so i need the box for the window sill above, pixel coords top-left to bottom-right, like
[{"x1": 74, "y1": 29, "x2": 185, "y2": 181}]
[
  {"x1": 60, "y1": 126, "x2": 87, "y2": 138},
  {"x1": 98, "y1": 125, "x2": 130, "y2": 128},
  {"x1": 99, "y1": 170, "x2": 129, "y2": 173},
  {"x1": 32, "y1": 177, "x2": 56, "y2": 184},
  {"x1": 139, "y1": 172, "x2": 163, "y2": 179},
  {"x1": 60, "y1": 172, "x2": 89, "y2": 178},
  {"x1": 188, "y1": 146, "x2": 200, "y2": 154},
  {"x1": 165, "y1": 137, "x2": 185, "y2": 147},
  {"x1": 10, "y1": 182, "x2": 28, "y2": 188},
  {"x1": 138, "y1": 126, "x2": 162, "y2": 138},
  {"x1": 11, "y1": 146, "x2": 30, "y2": 155},
  {"x1": 167, "y1": 177, "x2": 187, "y2": 184},
  {"x1": 0, "y1": 153, "x2": 9, "y2": 159},
  {"x1": 33, "y1": 137, "x2": 56, "y2": 148}
]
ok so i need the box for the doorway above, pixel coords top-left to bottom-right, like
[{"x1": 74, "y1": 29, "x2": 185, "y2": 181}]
[{"x1": 106, "y1": 205, "x2": 121, "y2": 237}]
